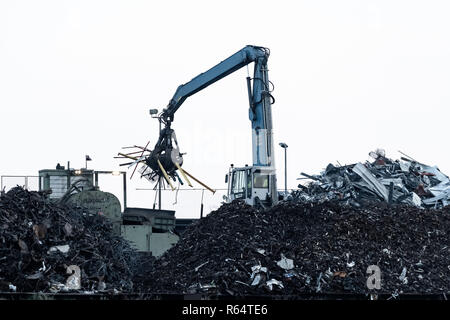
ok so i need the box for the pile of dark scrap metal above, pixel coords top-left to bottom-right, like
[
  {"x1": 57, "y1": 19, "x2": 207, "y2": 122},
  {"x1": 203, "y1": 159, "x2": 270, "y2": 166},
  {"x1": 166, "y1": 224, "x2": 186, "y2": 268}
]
[
  {"x1": 293, "y1": 149, "x2": 450, "y2": 208},
  {"x1": 143, "y1": 200, "x2": 450, "y2": 296},
  {"x1": 0, "y1": 187, "x2": 146, "y2": 294}
]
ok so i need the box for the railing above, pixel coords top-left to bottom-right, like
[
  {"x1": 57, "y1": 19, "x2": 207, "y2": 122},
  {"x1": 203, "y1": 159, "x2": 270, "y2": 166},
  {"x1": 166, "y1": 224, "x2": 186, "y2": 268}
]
[
  {"x1": 0, "y1": 175, "x2": 294, "y2": 219},
  {"x1": 135, "y1": 187, "x2": 295, "y2": 219},
  {"x1": 1, "y1": 175, "x2": 40, "y2": 191},
  {"x1": 135, "y1": 187, "x2": 228, "y2": 219}
]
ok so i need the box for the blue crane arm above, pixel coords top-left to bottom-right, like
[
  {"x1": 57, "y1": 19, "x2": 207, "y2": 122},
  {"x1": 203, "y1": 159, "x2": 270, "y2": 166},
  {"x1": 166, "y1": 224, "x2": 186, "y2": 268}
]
[
  {"x1": 157, "y1": 45, "x2": 275, "y2": 169},
  {"x1": 161, "y1": 45, "x2": 269, "y2": 125}
]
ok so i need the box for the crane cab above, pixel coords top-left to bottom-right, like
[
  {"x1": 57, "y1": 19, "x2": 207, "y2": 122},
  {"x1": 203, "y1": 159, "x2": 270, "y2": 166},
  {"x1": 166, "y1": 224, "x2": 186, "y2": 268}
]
[{"x1": 225, "y1": 165, "x2": 277, "y2": 208}]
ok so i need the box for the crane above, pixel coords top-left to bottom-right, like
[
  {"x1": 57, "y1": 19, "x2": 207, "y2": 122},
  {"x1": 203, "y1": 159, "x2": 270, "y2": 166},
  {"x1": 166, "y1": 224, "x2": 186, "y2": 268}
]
[{"x1": 145, "y1": 45, "x2": 278, "y2": 208}]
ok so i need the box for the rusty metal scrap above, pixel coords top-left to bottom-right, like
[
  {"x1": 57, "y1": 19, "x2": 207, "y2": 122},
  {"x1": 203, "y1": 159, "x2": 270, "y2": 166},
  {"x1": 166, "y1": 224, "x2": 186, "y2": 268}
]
[
  {"x1": 0, "y1": 187, "x2": 147, "y2": 294},
  {"x1": 142, "y1": 200, "x2": 450, "y2": 296},
  {"x1": 293, "y1": 149, "x2": 450, "y2": 208}
]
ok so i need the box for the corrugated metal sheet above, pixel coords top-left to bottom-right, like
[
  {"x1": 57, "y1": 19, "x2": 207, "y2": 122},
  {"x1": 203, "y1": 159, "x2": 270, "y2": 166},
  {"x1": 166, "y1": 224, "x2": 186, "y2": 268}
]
[{"x1": 49, "y1": 176, "x2": 67, "y2": 198}]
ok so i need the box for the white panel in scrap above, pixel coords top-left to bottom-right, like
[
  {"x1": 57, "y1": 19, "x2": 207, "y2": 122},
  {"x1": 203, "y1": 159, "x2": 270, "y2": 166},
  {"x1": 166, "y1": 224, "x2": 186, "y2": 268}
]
[{"x1": 352, "y1": 163, "x2": 389, "y2": 202}]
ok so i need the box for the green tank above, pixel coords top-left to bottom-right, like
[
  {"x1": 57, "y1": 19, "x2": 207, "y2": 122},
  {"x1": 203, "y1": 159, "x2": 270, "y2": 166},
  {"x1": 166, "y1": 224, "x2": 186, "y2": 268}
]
[
  {"x1": 67, "y1": 190, "x2": 122, "y2": 235},
  {"x1": 39, "y1": 165, "x2": 179, "y2": 256}
]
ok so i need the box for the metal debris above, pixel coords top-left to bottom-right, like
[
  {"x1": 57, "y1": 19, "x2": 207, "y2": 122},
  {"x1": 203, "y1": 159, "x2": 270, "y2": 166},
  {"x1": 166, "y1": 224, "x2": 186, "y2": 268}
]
[
  {"x1": 256, "y1": 249, "x2": 266, "y2": 255},
  {"x1": 48, "y1": 245, "x2": 70, "y2": 254},
  {"x1": 0, "y1": 186, "x2": 146, "y2": 293},
  {"x1": 294, "y1": 149, "x2": 450, "y2": 208},
  {"x1": 250, "y1": 265, "x2": 268, "y2": 286},
  {"x1": 276, "y1": 254, "x2": 294, "y2": 270},
  {"x1": 194, "y1": 261, "x2": 209, "y2": 272},
  {"x1": 399, "y1": 267, "x2": 408, "y2": 284},
  {"x1": 265, "y1": 279, "x2": 284, "y2": 291},
  {"x1": 142, "y1": 200, "x2": 450, "y2": 295}
]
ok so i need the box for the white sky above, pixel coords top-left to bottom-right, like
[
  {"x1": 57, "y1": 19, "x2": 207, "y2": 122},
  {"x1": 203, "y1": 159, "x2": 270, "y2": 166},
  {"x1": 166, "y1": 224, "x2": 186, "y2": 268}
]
[{"x1": 1, "y1": 0, "x2": 449, "y2": 218}]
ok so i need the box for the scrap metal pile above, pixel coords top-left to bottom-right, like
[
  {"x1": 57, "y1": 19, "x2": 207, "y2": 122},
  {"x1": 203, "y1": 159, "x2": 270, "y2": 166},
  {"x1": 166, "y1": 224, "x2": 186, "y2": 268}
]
[
  {"x1": 294, "y1": 150, "x2": 450, "y2": 208},
  {"x1": 143, "y1": 200, "x2": 450, "y2": 296},
  {"x1": 0, "y1": 187, "x2": 144, "y2": 294}
]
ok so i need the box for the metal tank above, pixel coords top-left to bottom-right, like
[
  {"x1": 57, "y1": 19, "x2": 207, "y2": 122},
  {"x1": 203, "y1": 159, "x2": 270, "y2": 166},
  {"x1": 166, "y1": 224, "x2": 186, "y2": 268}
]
[{"x1": 38, "y1": 164, "x2": 179, "y2": 256}]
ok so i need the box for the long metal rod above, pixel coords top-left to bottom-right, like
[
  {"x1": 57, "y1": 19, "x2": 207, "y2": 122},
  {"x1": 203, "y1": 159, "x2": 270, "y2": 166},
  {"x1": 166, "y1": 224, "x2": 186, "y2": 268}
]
[
  {"x1": 158, "y1": 119, "x2": 162, "y2": 210},
  {"x1": 136, "y1": 188, "x2": 290, "y2": 191},
  {"x1": 130, "y1": 140, "x2": 150, "y2": 179},
  {"x1": 158, "y1": 177, "x2": 161, "y2": 210},
  {"x1": 118, "y1": 153, "x2": 139, "y2": 160},
  {"x1": 1, "y1": 175, "x2": 40, "y2": 178},
  {"x1": 180, "y1": 168, "x2": 215, "y2": 194},
  {"x1": 174, "y1": 162, "x2": 193, "y2": 187},
  {"x1": 200, "y1": 189, "x2": 205, "y2": 219},
  {"x1": 123, "y1": 172, "x2": 127, "y2": 210},
  {"x1": 94, "y1": 172, "x2": 98, "y2": 187},
  {"x1": 118, "y1": 150, "x2": 148, "y2": 156},
  {"x1": 284, "y1": 148, "x2": 287, "y2": 194},
  {"x1": 137, "y1": 188, "x2": 226, "y2": 191},
  {"x1": 157, "y1": 159, "x2": 175, "y2": 190}
]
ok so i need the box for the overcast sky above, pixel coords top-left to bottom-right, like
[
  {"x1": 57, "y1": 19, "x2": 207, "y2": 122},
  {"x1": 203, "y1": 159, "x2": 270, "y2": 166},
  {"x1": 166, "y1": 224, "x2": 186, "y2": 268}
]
[{"x1": 1, "y1": 0, "x2": 449, "y2": 218}]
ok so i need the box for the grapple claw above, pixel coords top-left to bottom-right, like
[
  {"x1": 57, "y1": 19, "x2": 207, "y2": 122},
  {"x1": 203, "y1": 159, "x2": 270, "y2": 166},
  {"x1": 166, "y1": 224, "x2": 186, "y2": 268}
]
[{"x1": 146, "y1": 126, "x2": 183, "y2": 180}]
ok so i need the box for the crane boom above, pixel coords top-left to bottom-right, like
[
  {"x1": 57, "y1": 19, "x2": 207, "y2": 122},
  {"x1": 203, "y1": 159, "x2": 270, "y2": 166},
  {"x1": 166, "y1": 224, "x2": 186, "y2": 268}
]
[{"x1": 161, "y1": 45, "x2": 275, "y2": 168}]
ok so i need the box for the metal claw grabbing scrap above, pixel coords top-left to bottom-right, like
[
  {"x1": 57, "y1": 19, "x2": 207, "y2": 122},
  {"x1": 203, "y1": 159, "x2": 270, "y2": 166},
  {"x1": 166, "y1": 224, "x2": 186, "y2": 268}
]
[
  {"x1": 116, "y1": 125, "x2": 214, "y2": 193},
  {"x1": 146, "y1": 126, "x2": 184, "y2": 186}
]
